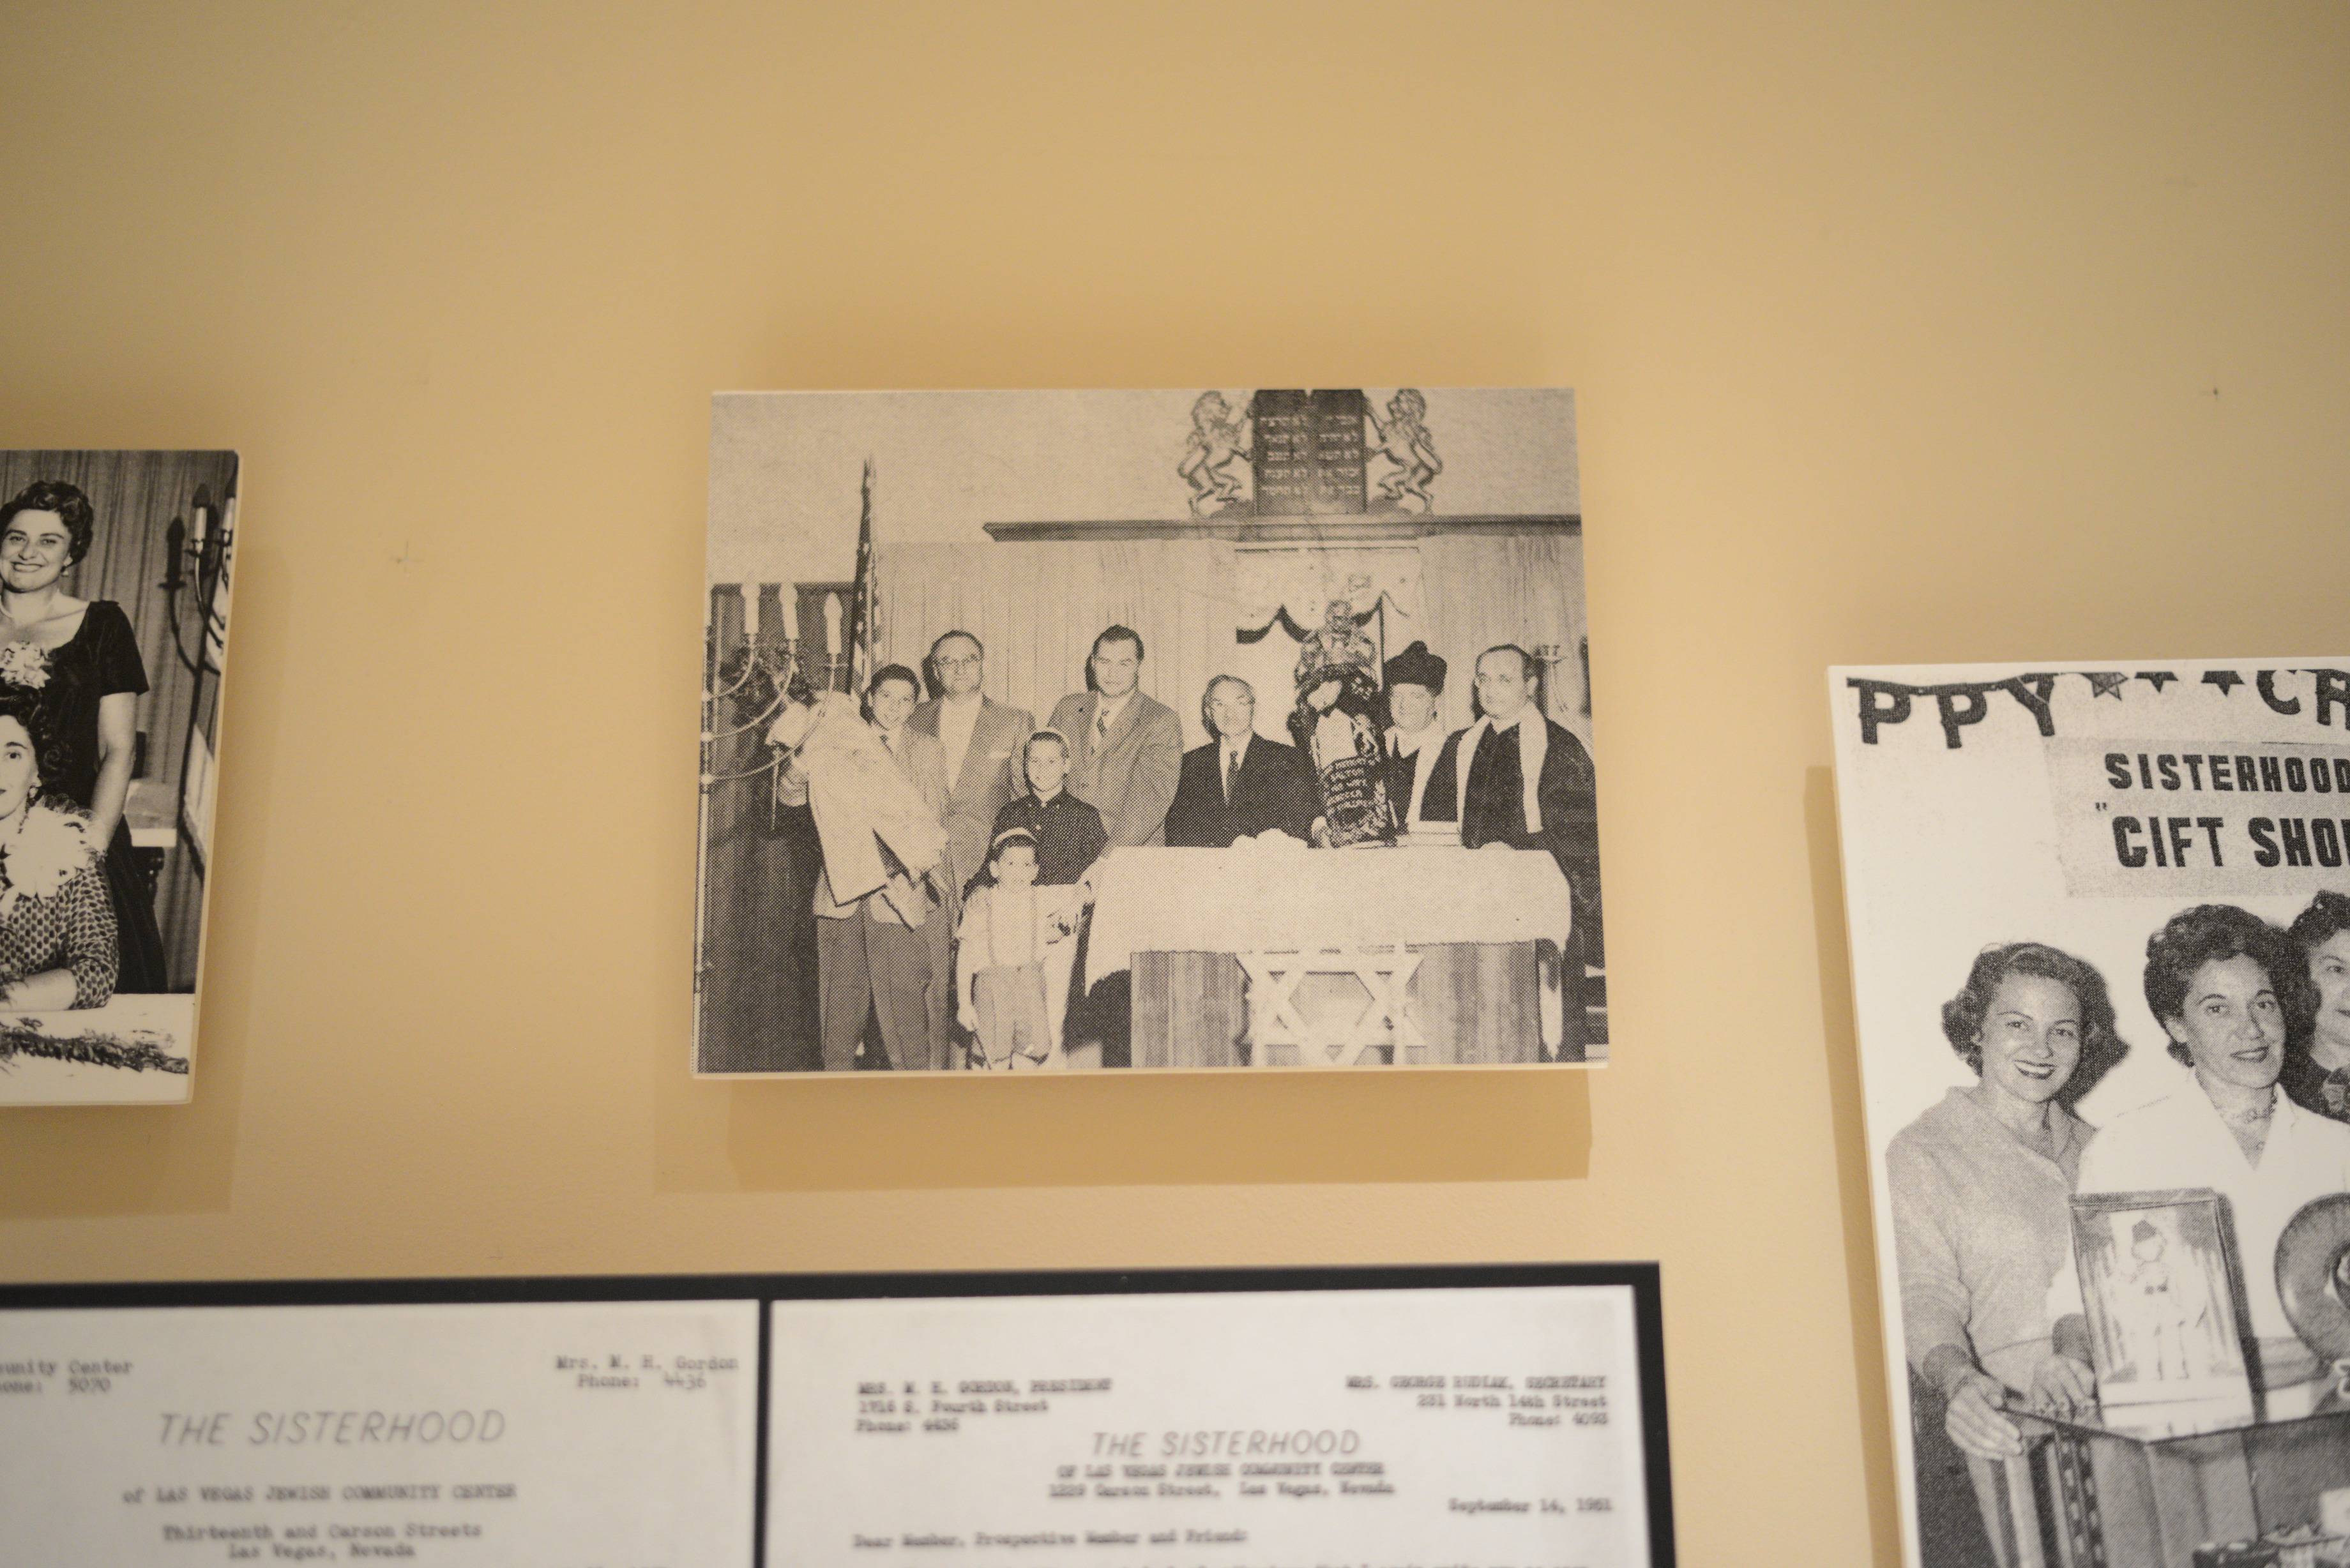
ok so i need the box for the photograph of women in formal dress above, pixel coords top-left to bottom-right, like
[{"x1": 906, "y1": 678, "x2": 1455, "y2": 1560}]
[
  {"x1": 697, "y1": 390, "x2": 1600, "y2": 1074},
  {"x1": 0, "y1": 453, "x2": 235, "y2": 1106},
  {"x1": 1831, "y1": 658, "x2": 2350, "y2": 1568}
]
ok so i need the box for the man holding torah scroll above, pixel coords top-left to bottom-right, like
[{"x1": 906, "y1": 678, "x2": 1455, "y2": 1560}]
[{"x1": 771, "y1": 664, "x2": 951, "y2": 1071}]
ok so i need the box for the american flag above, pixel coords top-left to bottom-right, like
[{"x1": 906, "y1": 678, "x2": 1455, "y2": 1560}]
[{"x1": 843, "y1": 458, "x2": 879, "y2": 693}]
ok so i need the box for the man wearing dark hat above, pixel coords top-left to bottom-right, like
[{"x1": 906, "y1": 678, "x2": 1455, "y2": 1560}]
[{"x1": 1381, "y1": 640, "x2": 1449, "y2": 835}]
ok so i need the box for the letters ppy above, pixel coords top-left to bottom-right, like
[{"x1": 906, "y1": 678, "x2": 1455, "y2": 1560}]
[{"x1": 1849, "y1": 667, "x2": 2350, "y2": 749}]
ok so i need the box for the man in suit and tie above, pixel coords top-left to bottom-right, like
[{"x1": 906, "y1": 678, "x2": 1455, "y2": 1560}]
[
  {"x1": 1164, "y1": 676, "x2": 1318, "y2": 847},
  {"x1": 907, "y1": 629, "x2": 1033, "y2": 905},
  {"x1": 1045, "y1": 625, "x2": 1181, "y2": 1071},
  {"x1": 1045, "y1": 625, "x2": 1183, "y2": 849},
  {"x1": 1419, "y1": 644, "x2": 1603, "y2": 1059}
]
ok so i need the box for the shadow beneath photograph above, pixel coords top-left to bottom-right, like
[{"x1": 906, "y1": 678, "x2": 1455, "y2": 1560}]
[
  {"x1": 1805, "y1": 765, "x2": 1904, "y2": 1568},
  {"x1": 712, "y1": 1065, "x2": 1593, "y2": 1191}
]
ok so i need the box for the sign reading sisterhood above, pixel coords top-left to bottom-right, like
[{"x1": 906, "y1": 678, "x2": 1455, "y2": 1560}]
[
  {"x1": 0, "y1": 1298, "x2": 761, "y2": 1564},
  {"x1": 0, "y1": 1267, "x2": 1675, "y2": 1566},
  {"x1": 768, "y1": 1281, "x2": 1664, "y2": 1565},
  {"x1": 699, "y1": 390, "x2": 1603, "y2": 1075},
  {"x1": 1831, "y1": 660, "x2": 2350, "y2": 1568}
]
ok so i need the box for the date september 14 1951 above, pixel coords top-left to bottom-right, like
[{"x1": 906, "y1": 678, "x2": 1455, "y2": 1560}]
[{"x1": 847, "y1": 1369, "x2": 1616, "y2": 1519}]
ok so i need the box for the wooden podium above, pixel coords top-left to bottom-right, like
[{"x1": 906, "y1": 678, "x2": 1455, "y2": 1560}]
[{"x1": 1084, "y1": 845, "x2": 1577, "y2": 1068}]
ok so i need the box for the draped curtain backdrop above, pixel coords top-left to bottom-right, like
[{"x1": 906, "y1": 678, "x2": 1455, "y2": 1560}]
[
  {"x1": 1231, "y1": 547, "x2": 1423, "y2": 638},
  {"x1": 876, "y1": 540, "x2": 1239, "y2": 751},
  {"x1": 1416, "y1": 533, "x2": 1590, "y2": 753}
]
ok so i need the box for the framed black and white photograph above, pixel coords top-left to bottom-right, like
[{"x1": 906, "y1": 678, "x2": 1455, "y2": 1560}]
[
  {"x1": 2066, "y1": 1187, "x2": 2253, "y2": 1432},
  {"x1": 699, "y1": 390, "x2": 1602, "y2": 1075},
  {"x1": 0, "y1": 451, "x2": 234, "y2": 1106},
  {"x1": 1830, "y1": 659, "x2": 2350, "y2": 1568}
]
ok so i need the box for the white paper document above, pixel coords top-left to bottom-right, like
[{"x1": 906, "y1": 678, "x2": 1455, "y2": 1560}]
[
  {"x1": 0, "y1": 1299, "x2": 761, "y2": 1565},
  {"x1": 766, "y1": 1284, "x2": 1655, "y2": 1566}
]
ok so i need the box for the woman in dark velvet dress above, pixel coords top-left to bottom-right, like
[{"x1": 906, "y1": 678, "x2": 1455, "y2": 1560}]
[{"x1": 0, "y1": 481, "x2": 168, "y2": 993}]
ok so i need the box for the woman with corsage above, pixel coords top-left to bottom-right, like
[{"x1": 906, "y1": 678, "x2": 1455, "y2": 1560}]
[
  {"x1": 0, "y1": 482, "x2": 166, "y2": 991},
  {"x1": 0, "y1": 687, "x2": 118, "y2": 1009}
]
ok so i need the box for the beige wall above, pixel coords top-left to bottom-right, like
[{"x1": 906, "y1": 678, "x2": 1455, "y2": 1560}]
[{"x1": 3, "y1": 3, "x2": 2344, "y2": 1563}]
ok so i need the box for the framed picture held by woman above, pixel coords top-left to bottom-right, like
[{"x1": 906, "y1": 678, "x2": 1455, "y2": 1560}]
[
  {"x1": 0, "y1": 451, "x2": 236, "y2": 1106},
  {"x1": 2066, "y1": 1189, "x2": 2252, "y2": 1431}
]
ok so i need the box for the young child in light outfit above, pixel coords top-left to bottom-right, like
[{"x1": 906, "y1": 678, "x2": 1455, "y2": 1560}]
[{"x1": 955, "y1": 829, "x2": 1081, "y2": 1070}]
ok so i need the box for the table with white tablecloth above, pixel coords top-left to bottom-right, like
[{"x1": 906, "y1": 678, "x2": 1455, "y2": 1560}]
[{"x1": 1081, "y1": 843, "x2": 1579, "y2": 1067}]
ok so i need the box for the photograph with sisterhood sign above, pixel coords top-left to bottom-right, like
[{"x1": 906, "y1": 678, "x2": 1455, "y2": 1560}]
[
  {"x1": 698, "y1": 389, "x2": 1602, "y2": 1074},
  {"x1": 1830, "y1": 659, "x2": 2350, "y2": 1568},
  {"x1": 0, "y1": 453, "x2": 234, "y2": 1106}
]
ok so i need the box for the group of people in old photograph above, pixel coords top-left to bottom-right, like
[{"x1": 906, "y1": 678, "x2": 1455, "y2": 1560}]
[
  {"x1": 738, "y1": 618, "x2": 1599, "y2": 1073},
  {"x1": 1889, "y1": 895, "x2": 2350, "y2": 1567}
]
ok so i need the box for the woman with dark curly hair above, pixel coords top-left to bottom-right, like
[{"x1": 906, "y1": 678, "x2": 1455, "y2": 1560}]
[
  {"x1": 1885, "y1": 942, "x2": 2118, "y2": 1558},
  {"x1": 0, "y1": 687, "x2": 117, "y2": 1009},
  {"x1": 2049, "y1": 904, "x2": 2350, "y2": 1416},
  {"x1": 0, "y1": 481, "x2": 167, "y2": 991},
  {"x1": 2284, "y1": 889, "x2": 2350, "y2": 1122}
]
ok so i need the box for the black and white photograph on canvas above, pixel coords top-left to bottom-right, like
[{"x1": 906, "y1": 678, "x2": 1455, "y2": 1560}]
[
  {"x1": 0, "y1": 452, "x2": 234, "y2": 1106},
  {"x1": 1830, "y1": 659, "x2": 2350, "y2": 1568},
  {"x1": 698, "y1": 390, "x2": 1602, "y2": 1075}
]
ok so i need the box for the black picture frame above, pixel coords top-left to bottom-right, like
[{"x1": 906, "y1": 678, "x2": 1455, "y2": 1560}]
[{"x1": 1, "y1": 1261, "x2": 1674, "y2": 1567}]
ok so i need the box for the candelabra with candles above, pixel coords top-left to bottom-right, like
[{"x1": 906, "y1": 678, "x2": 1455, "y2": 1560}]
[
  {"x1": 1529, "y1": 642, "x2": 1564, "y2": 718},
  {"x1": 159, "y1": 485, "x2": 232, "y2": 679},
  {"x1": 700, "y1": 591, "x2": 805, "y2": 797},
  {"x1": 153, "y1": 484, "x2": 235, "y2": 878}
]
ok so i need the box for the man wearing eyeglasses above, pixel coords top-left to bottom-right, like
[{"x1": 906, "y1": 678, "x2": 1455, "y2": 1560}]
[{"x1": 909, "y1": 629, "x2": 1034, "y2": 912}]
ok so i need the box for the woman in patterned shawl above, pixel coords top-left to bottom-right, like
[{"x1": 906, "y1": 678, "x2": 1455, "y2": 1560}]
[{"x1": 0, "y1": 686, "x2": 116, "y2": 1009}]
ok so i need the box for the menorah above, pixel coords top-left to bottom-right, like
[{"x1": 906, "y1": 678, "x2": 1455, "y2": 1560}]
[
  {"x1": 701, "y1": 627, "x2": 798, "y2": 795},
  {"x1": 701, "y1": 581, "x2": 862, "y2": 796}
]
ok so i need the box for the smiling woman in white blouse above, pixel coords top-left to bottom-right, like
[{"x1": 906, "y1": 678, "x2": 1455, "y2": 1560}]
[{"x1": 2047, "y1": 904, "x2": 2350, "y2": 1419}]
